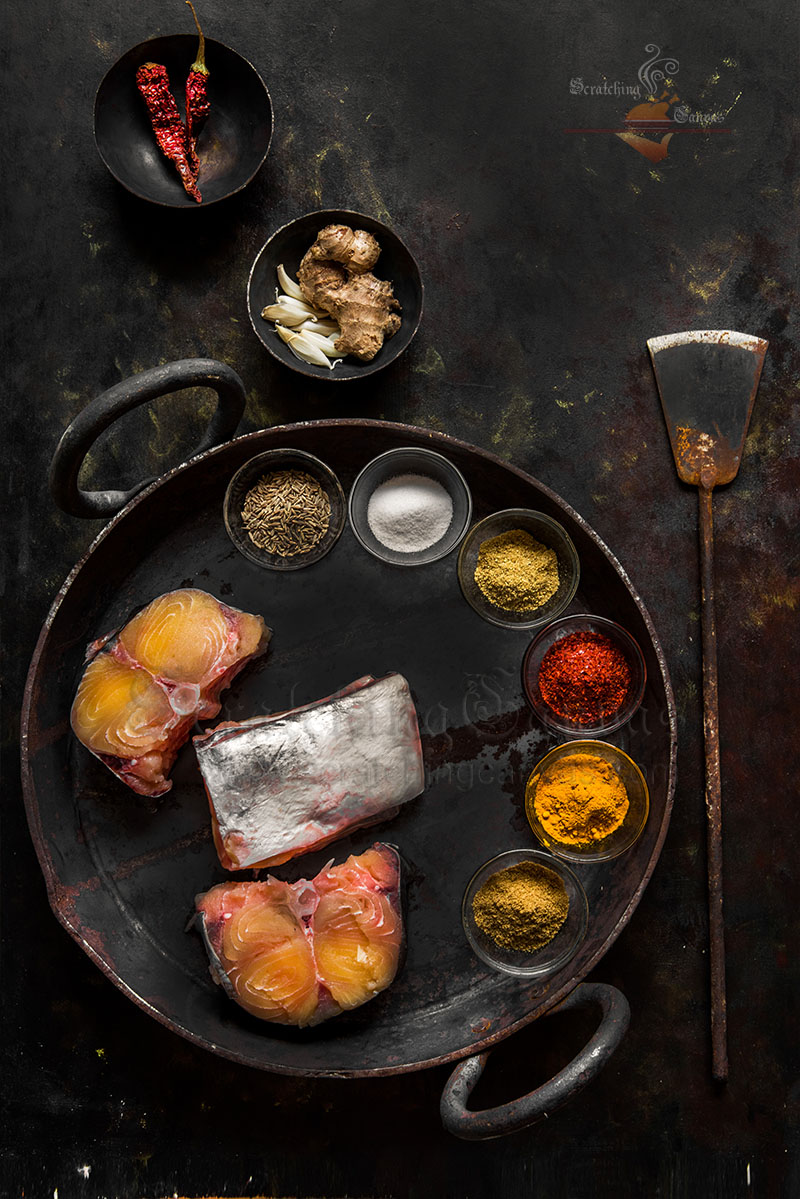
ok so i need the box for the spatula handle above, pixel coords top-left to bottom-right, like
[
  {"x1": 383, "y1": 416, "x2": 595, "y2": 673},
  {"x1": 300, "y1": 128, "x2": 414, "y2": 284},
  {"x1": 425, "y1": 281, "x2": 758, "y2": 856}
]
[{"x1": 698, "y1": 483, "x2": 728, "y2": 1081}]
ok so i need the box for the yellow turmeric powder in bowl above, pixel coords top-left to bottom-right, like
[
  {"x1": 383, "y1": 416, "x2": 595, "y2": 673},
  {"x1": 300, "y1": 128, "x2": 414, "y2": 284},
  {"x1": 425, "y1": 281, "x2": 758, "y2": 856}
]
[
  {"x1": 525, "y1": 740, "x2": 649, "y2": 862},
  {"x1": 533, "y1": 752, "x2": 629, "y2": 845}
]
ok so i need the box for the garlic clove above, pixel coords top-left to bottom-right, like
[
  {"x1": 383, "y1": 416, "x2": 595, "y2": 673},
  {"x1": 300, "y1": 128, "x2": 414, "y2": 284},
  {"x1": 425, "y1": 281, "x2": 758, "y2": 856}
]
[
  {"x1": 277, "y1": 264, "x2": 305, "y2": 302},
  {"x1": 298, "y1": 319, "x2": 340, "y2": 337},
  {"x1": 275, "y1": 325, "x2": 334, "y2": 368},
  {"x1": 261, "y1": 304, "x2": 309, "y2": 327},
  {"x1": 276, "y1": 295, "x2": 320, "y2": 317},
  {"x1": 300, "y1": 329, "x2": 348, "y2": 358}
]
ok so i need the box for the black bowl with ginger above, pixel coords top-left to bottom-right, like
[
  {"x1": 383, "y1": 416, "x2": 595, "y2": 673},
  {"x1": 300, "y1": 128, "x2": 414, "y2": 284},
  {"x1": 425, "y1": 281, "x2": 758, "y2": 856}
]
[{"x1": 247, "y1": 209, "x2": 424, "y2": 381}]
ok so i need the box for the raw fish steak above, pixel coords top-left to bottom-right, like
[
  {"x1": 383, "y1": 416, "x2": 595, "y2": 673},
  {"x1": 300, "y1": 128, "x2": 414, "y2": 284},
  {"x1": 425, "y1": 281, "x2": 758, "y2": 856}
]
[
  {"x1": 195, "y1": 843, "x2": 403, "y2": 1026},
  {"x1": 70, "y1": 589, "x2": 270, "y2": 797},
  {"x1": 193, "y1": 673, "x2": 424, "y2": 869}
]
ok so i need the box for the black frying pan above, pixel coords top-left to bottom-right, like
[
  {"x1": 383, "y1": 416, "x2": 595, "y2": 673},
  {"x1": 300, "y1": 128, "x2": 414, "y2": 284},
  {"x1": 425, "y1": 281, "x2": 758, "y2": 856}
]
[{"x1": 23, "y1": 360, "x2": 676, "y2": 1138}]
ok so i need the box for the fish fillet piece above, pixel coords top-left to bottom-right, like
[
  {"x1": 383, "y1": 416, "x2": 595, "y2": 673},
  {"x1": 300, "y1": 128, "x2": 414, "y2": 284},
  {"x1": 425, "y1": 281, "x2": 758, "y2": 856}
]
[
  {"x1": 70, "y1": 588, "x2": 270, "y2": 797},
  {"x1": 195, "y1": 843, "x2": 403, "y2": 1026},
  {"x1": 193, "y1": 673, "x2": 424, "y2": 870}
]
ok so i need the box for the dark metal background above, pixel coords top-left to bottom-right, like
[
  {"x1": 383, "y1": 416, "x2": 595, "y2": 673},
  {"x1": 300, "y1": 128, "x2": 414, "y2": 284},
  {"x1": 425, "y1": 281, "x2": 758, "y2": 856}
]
[{"x1": 3, "y1": 0, "x2": 798, "y2": 1195}]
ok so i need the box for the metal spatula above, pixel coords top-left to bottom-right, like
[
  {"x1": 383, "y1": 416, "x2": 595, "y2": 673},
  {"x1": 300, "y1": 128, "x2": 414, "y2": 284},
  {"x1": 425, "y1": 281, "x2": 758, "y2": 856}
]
[{"x1": 647, "y1": 329, "x2": 768, "y2": 1082}]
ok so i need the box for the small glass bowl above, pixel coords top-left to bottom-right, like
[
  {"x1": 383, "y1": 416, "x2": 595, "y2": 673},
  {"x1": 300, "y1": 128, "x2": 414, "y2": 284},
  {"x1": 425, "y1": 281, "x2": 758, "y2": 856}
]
[
  {"x1": 457, "y1": 509, "x2": 580, "y2": 629},
  {"x1": 522, "y1": 614, "x2": 647, "y2": 736},
  {"x1": 224, "y1": 449, "x2": 346, "y2": 570},
  {"x1": 462, "y1": 848, "x2": 588, "y2": 978},
  {"x1": 525, "y1": 740, "x2": 650, "y2": 863},
  {"x1": 348, "y1": 447, "x2": 472, "y2": 566}
]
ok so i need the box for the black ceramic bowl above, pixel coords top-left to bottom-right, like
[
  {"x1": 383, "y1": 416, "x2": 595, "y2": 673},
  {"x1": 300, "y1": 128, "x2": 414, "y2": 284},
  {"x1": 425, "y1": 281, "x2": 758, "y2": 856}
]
[
  {"x1": 247, "y1": 209, "x2": 424, "y2": 380},
  {"x1": 94, "y1": 36, "x2": 273, "y2": 207}
]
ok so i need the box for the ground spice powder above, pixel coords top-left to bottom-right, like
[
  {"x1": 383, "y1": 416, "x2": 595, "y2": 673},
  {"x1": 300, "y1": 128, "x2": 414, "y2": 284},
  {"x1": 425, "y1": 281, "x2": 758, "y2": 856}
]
[
  {"x1": 472, "y1": 861, "x2": 569, "y2": 953},
  {"x1": 474, "y1": 529, "x2": 560, "y2": 612},
  {"x1": 537, "y1": 630, "x2": 632, "y2": 723},
  {"x1": 531, "y1": 751, "x2": 629, "y2": 846}
]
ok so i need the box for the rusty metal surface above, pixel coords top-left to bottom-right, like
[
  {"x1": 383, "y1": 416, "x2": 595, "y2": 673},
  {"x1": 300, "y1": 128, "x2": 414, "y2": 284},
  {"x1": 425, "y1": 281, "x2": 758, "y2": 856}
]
[
  {"x1": 4, "y1": 0, "x2": 799, "y2": 1192},
  {"x1": 698, "y1": 484, "x2": 727, "y2": 1080},
  {"x1": 440, "y1": 982, "x2": 631, "y2": 1139},
  {"x1": 20, "y1": 420, "x2": 676, "y2": 1078},
  {"x1": 650, "y1": 329, "x2": 768, "y2": 1082},
  {"x1": 648, "y1": 331, "x2": 768, "y2": 486}
]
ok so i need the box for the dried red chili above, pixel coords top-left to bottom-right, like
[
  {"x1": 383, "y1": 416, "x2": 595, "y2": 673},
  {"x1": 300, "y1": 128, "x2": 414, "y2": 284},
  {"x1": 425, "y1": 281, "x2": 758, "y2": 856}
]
[
  {"x1": 185, "y1": 1, "x2": 210, "y2": 177},
  {"x1": 537, "y1": 630, "x2": 632, "y2": 724},
  {"x1": 136, "y1": 62, "x2": 202, "y2": 202}
]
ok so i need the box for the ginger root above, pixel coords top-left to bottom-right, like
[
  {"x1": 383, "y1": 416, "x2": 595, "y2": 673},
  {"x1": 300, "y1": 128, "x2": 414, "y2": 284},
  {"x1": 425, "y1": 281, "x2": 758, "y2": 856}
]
[{"x1": 297, "y1": 225, "x2": 401, "y2": 362}]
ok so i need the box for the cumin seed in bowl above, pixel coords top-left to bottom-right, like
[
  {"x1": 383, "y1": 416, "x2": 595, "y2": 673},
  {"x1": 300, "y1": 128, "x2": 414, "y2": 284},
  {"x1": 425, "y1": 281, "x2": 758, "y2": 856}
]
[{"x1": 224, "y1": 449, "x2": 345, "y2": 570}]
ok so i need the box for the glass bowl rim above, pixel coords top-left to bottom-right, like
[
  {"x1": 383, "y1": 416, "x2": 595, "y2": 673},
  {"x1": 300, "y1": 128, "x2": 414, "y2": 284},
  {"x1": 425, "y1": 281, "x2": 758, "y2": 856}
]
[
  {"x1": 461, "y1": 846, "x2": 589, "y2": 977},
  {"x1": 521, "y1": 612, "x2": 648, "y2": 735},
  {"x1": 223, "y1": 447, "x2": 346, "y2": 571},
  {"x1": 347, "y1": 445, "x2": 473, "y2": 566}
]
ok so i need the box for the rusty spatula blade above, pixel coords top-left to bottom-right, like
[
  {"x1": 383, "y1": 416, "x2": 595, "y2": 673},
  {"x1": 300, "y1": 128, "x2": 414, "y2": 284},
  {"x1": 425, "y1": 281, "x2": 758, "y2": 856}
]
[
  {"x1": 648, "y1": 330, "x2": 767, "y2": 487},
  {"x1": 647, "y1": 329, "x2": 767, "y2": 1084}
]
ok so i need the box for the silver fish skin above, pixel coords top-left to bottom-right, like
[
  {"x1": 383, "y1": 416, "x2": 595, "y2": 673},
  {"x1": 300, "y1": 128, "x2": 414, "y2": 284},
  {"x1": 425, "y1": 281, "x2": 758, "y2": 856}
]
[{"x1": 194, "y1": 673, "x2": 424, "y2": 870}]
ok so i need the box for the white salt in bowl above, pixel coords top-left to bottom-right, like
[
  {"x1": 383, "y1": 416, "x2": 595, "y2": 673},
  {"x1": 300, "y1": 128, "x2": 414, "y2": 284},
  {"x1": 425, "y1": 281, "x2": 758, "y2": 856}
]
[{"x1": 348, "y1": 447, "x2": 472, "y2": 566}]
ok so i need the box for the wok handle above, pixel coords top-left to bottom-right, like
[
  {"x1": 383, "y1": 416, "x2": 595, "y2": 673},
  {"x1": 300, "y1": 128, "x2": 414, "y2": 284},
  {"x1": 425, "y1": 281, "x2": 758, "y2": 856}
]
[
  {"x1": 49, "y1": 358, "x2": 246, "y2": 518},
  {"x1": 440, "y1": 982, "x2": 630, "y2": 1140}
]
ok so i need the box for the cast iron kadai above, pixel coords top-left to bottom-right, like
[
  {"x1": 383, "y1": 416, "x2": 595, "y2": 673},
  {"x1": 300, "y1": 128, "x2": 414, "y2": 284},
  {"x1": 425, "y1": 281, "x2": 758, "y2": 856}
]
[
  {"x1": 647, "y1": 329, "x2": 767, "y2": 1082},
  {"x1": 24, "y1": 359, "x2": 677, "y2": 1138}
]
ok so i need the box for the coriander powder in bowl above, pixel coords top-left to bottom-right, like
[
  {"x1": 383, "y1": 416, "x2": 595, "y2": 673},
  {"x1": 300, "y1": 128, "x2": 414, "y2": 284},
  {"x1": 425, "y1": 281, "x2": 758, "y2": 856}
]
[
  {"x1": 224, "y1": 449, "x2": 346, "y2": 570},
  {"x1": 457, "y1": 509, "x2": 580, "y2": 629},
  {"x1": 461, "y1": 848, "x2": 588, "y2": 977}
]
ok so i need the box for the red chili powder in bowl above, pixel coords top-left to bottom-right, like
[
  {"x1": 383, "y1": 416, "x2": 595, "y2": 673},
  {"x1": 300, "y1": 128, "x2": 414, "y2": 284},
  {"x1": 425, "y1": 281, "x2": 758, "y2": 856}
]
[{"x1": 537, "y1": 630, "x2": 632, "y2": 723}]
